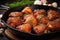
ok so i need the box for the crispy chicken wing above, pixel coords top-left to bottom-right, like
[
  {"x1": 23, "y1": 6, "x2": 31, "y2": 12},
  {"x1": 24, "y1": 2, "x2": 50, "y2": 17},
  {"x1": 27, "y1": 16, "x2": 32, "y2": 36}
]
[
  {"x1": 47, "y1": 19, "x2": 60, "y2": 31},
  {"x1": 22, "y1": 6, "x2": 33, "y2": 14},
  {"x1": 40, "y1": 16, "x2": 49, "y2": 24},
  {"x1": 34, "y1": 9, "x2": 46, "y2": 17},
  {"x1": 16, "y1": 24, "x2": 32, "y2": 33},
  {"x1": 7, "y1": 17, "x2": 22, "y2": 28},
  {"x1": 47, "y1": 10, "x2": 59, "y2": 20},
  {"x1": 33, "y1": 24, "x2": 47, "y2": 34},
  {"x1": 9, "y1": 12, "x2": 23, "y2": 17},
  {"x1": 24, "y1": 14, "x2": 37, "y2": 26}
]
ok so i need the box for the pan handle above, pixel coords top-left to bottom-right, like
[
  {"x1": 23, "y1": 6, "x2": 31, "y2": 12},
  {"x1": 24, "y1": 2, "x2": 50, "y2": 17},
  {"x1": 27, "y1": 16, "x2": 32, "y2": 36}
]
[
  {"x1": 0, "y1": 5, "x2": 10, "y2": 18},
  {"x1": 0, "y1": 19, "x2": 7, "y2": 29},
  {"x1": 0, "y1": 5, "x2": 10, "y2": 29},
  {"x1": 0, "y1": 5, "x2": 10, "y2": 10},
  {"x1": 0, "y1": 5, "x2": 9, "y2": 29},
  {"x1": 0, "y1": 5, "x2": 10, "y2": 20},
  {"x1": 0, "y1": 19, "x2": 7, "y2": 34}
]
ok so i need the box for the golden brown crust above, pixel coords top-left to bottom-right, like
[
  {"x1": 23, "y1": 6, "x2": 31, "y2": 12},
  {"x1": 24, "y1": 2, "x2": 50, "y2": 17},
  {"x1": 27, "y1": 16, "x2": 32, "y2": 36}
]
[
  {"x1": 22, "y1": 6, "x2": 33, "y2": 14},
  {"x1": 7, "y1": 6, "x2": 60, "y2": 34}
]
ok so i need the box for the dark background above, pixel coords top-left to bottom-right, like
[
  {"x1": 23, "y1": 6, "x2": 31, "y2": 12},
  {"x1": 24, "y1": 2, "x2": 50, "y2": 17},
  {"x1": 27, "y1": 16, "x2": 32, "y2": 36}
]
[
  {"x1": 47, "y1": 0, "x2": 60, "y2": 7},
  {"x1": 0, "y1": 0, "x2": 21, "y2": 5},
  {"x1": 0, "y1": 0, "x2": 60, "y2": 6}
]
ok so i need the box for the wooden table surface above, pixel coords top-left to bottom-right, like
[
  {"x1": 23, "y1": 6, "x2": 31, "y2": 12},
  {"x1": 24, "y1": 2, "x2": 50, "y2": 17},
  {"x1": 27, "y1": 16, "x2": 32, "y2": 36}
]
[{"x1": 4, "y1": 29, "x2": 60, "y2": 40}]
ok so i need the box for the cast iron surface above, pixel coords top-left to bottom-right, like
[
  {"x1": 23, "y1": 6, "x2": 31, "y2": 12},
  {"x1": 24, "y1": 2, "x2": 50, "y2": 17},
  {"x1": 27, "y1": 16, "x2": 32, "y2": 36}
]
[{"x1": 1, "y1": 5, "x2": 60, "y2": 40}]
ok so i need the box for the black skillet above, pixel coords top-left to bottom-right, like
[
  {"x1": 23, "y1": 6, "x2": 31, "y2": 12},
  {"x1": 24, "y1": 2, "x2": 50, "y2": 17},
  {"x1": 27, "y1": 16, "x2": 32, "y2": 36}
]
[{"x1": 1, "y1": 5, "x2": 60, "y2": 40}]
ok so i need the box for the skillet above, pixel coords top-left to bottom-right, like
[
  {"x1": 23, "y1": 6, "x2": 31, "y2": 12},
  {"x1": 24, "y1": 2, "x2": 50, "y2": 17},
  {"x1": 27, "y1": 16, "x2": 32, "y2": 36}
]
[{"x1": 1, "y1": 5, "x2": 60, "y2": 40}]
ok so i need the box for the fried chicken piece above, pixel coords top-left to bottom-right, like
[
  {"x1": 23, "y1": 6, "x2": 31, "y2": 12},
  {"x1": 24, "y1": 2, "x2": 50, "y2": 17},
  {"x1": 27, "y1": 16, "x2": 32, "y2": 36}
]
[
  {"x1": 33, "y1": 24, "x2": 47, "y2": 34},
  {"x1": 40, "y1": 16, "x2": 49, "y2": 24},
  {"x1": 47, "y1": 19, "x2": 60, "y2": 31},
  {"x1": 9, "y1": 12, "x2": 23, "y2": 17},
  {"x1": 36, "y1": 14, "x2": 44, "y2": 20},
  {"x1": 22, "y1": 6, "x2": 33, "y2": 14},
  {"x1": 7, "y1": 17, "x2": 22, "y2": 28},
  {"x1": 34, "y1": 9, "x2": 46, "y2": 17},
  {"x1": 16, "y1": 24, "x2": 32, "y2": 33},
  {"x1": 24, "y1": 14, "x2": 37, "y2": 26},
  {"x1": 47, "y1": 10, "x2": 59, "y2": 20}
]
